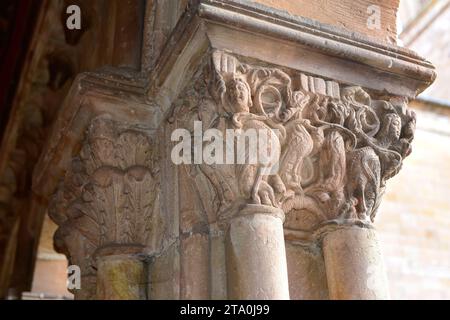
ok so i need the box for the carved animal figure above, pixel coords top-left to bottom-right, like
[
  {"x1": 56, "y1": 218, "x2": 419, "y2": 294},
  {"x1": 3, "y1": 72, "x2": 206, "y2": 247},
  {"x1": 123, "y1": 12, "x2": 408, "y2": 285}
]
[{"x1": 346, "y1": 146, "x2": 380, "y2": 221}]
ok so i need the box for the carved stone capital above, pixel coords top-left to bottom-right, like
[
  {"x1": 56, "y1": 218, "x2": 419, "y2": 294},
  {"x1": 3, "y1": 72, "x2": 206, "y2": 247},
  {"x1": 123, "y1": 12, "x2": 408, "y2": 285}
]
[
  {"x1": 33, "y1": 0, "x2": 435, "y2": 300},
  {"x1": 174, "y1": 51, "x2": 416, "y2": 233},
  {"x1": 48, "y1": 117, "x2": 161, "y2": 279}
]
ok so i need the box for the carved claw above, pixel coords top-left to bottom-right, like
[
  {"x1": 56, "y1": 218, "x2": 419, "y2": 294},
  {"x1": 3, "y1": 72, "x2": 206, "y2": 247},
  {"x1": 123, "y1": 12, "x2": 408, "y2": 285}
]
[
  {"x1": 258, "y1": 180, "x2": 278, "y2": 207},
  {"x1": 269, "y1": 174, "x2": 286, "y2": 194},
  {"x1": 251, "y1": 180, "x2": 278, "y2": 207}
]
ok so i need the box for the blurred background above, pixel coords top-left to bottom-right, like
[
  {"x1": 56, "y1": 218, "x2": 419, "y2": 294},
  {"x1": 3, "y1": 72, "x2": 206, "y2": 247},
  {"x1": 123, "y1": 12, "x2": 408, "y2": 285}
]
[{"x1": 0, "y1": 0, "x2": 449, "y2": 299}]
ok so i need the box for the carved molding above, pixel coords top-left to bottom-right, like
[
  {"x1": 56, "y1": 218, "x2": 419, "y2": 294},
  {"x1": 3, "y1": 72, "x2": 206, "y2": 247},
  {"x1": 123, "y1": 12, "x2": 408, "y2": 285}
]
[
  {"x1": 174, "y1": 51, "x2": 415, "y2": 232},
  {"x1": 48, "y1": 117, "x2": 161, "y2": 277}
]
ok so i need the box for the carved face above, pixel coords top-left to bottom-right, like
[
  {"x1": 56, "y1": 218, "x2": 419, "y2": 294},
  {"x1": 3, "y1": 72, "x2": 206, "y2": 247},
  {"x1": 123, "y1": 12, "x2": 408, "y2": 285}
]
[
  {"x1": 385, "y1": 113, "x2": 402, "y2": 141},
  {"x1": 91, "y1": 137, "x2": 115, "y2": 165},
  {"x1": 226, "y1": 77, "x2": 251, "y2": 113}
]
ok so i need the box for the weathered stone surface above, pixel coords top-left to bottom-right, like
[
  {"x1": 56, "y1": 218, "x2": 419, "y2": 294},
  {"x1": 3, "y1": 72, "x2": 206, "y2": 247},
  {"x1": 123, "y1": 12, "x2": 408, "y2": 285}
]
[
  {"x1": 0, "y1": 0, "x2": 148, "y2": 297},
  {"x1": 177, "y1": 50, "x2": 417, "y2": 230},
  {"x1": 226, "y1": 205, "x2": 289, "y2": 299},
  {"x1": 209, "y1": 231, "x2": 227, "y2": 300},
  {"x1": 285, "y1": 241, "x2": 329, "y2": 300},
  {"x1": 322, "y1": 226, "x2": 390, "y2": 299},
  {"x1": 180, "y1": 233, "x2": 210, "y2": 299},
  {"x1": 96, "y1": 254, "x2": 147, "y2": 300},
  {"x1": 148, "y1": 243, "x2": 180, "y2": 300},
  {"x1": 48, "y1": 117, "x2": 162, "y2": 298},
  {"x1": 253, "y1": 0, "x2": 400, "y2": 43}
]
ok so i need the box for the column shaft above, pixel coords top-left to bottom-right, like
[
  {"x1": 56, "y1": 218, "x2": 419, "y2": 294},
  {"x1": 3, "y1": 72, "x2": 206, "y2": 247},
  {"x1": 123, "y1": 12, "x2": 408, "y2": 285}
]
[
  {"x1": 226, "y1": 204, "x2": 290, "y2": 300},
  {"x1": 96, "y1": 254, "x2": 147, "y2": 300},
  {"x1": 285, "y1": 240, "x2": 329, "y2": 300},
  {"x1": 322, "y1": 226, "x2": 390, "y2": 300}
]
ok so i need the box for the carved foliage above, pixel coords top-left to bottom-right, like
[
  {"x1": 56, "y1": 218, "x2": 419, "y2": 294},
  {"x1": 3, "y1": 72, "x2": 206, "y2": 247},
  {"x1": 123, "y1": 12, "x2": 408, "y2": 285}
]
[{"x1": 49, "y1": 118, "x2": 161, "y2": 271}]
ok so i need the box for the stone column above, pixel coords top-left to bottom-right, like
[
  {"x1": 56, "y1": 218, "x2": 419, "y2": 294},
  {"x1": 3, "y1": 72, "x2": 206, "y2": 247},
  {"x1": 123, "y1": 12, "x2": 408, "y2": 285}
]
[
  {"x1": 321, "y1": 225, "x2": 390, "y2": 300},
  {"x1": 226, "y1": 204, "x2": 290, "y2": 300},
  {"x1": 283, "y1": 231, "x2": 329, "y2": 300},
  {"x1": 95, "y1": 249, "x2": 147, "y2": 300}
]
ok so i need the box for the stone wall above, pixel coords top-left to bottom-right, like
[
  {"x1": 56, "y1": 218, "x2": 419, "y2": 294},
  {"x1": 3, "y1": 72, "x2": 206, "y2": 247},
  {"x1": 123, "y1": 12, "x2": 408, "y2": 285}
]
[
  {"x1": 377, "y1": 102, "x2": 450, "y2": 299},
  {"x1": 253, "y1": 0, "x2": 400, "y2": 43}
]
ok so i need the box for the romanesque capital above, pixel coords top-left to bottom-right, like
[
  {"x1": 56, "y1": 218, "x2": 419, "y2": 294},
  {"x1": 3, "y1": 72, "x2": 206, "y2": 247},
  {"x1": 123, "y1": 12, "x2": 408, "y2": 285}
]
[
  {"x1": 174, "y1": 51, "x2": 416, "y2": 232},
  {"x1": 48, "y1": 117, "x2": 161, "y2": 281}
]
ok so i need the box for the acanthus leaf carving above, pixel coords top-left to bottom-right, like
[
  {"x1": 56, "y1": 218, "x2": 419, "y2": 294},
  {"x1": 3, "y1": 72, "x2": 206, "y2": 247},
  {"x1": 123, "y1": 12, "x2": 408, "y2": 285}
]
[{"x1": 49, "y1": 117, "x2": 161, "y2": 275}]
